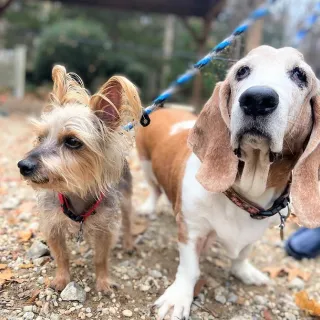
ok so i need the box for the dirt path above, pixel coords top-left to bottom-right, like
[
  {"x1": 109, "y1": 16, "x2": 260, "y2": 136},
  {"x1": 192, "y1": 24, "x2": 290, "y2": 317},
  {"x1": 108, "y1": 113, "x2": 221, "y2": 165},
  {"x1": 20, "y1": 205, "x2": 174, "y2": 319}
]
[{"x1": 0, "y1": 113, "x2": 319, "y2": 320}]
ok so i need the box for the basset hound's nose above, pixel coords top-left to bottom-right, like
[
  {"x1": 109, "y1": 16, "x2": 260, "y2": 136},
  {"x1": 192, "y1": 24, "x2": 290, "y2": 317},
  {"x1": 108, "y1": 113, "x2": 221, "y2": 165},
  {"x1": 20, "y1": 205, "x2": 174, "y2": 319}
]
[{"x1": 239, "y1": 86, "x2": 279, "y2": 116}]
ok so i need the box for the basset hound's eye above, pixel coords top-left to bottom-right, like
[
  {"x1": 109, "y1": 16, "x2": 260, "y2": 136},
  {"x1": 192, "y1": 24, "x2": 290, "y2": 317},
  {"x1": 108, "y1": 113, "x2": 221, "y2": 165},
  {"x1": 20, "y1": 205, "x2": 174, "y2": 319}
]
[
  {"x1": 289, "y1": 67, "x2": 308, "y2": 88},
  {"x1": 236, "y1": 66, "x2": 251, "y2": 81}
]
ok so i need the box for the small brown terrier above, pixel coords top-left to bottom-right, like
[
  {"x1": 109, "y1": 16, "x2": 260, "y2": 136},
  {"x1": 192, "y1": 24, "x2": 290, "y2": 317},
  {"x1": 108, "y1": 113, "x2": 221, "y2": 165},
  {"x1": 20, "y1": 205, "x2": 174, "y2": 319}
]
[{"x1": 18, "y1": 66, "x2": 142, "y2": 293}]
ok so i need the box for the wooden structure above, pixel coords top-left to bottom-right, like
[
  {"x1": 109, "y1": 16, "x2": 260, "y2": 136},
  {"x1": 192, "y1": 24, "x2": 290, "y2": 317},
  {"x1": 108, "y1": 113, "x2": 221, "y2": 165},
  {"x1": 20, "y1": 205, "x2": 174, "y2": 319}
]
[{"x1": 53, "y1": 0, "x2": 227, "y2": 110}]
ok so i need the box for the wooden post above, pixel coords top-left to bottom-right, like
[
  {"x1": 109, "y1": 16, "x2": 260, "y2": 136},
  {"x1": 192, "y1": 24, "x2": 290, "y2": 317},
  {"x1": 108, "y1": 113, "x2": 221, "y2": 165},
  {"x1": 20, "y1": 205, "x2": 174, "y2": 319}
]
[
  {"x1": 161, "y1": 15, "x2": 175, "y2": 89},
  {"x1": 245, "y1": 0, "x2": 264, "y2": 53},
  {"x1": 14, "y1": 45, "x2": 26, "y2": 98}
]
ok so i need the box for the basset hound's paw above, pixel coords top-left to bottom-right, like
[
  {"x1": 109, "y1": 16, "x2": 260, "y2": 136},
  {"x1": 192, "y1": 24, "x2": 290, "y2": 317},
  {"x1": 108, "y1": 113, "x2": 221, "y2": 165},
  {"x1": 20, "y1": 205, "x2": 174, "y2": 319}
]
[
  {"x1": 153, "y1": 280, "x2": 194, "y2": 320},
  {"x1": 231, "y1": 259, "x2": 270, "y2": 286}
]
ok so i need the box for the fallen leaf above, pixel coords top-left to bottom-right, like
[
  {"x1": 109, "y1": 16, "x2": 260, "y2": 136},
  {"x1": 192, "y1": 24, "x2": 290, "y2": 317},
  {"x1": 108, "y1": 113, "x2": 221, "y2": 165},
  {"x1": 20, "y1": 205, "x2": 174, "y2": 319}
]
[
  {"x1": 263, "y1": 309, "x2": 273, "y2": 320},
  {"x1": 44, "y1": 277, "x2": 51, "y2": 288},
  {"x1": 194, "y1": 278, "x2": 206, "y2": 297},
  {"x1": 263, "y1": 265, "x2": 310, "y2": 281},
  {"x1": 132, "y1": 218, "x2": 148, "y2": 236},
  {"x1": 19, "y1": 264, "x2": 34, "y2": 269},
  {"x1": 295, "y1": 290, "x2": 320, "y2": 316},
  {"x1": 18, "y1": 230, "x2": 33, "y2": 242},
  {"x1": 26, "y1": 289, "x2": 40, "y2": 304},
  {"x1": 0, "y1": 264, "x2": 7, "y2": 270},
  {"x1": 262, "y1": 266, "x2": 285, "y2": 279},
  {"x1": 0, "y1": 269, "x2": 14, "y2": 284},
  {"x1": 284, "y1": 266, "x2": 311, "y2": 282}
]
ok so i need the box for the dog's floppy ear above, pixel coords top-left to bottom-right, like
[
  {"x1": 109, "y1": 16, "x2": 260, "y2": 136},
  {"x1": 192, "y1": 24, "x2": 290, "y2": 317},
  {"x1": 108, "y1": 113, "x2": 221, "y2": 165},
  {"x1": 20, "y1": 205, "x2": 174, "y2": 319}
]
[
  {"x1": 291, "y1": 94, "x2": 320, "y2": 228},
  {"x1": 188, "y1": 81, "x2": 238, "y2": 192},
  {"x1": 90, "y1": 76, "x2": 142, "y2": 129}
]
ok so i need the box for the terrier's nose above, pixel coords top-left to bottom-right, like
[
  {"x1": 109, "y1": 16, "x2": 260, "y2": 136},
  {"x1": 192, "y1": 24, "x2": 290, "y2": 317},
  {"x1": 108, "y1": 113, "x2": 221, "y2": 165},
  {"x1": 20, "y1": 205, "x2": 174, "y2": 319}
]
[
  {"x1": 17, "y1": 158, "x2": 37, "y2": 176},
  {"x1": 239, "y1": 86, "x2": 279, "y2": 117}
]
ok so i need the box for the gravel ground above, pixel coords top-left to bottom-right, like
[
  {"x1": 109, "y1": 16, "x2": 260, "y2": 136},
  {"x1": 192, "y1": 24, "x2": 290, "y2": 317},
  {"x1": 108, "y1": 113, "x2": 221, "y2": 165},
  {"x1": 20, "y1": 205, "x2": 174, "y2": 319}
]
[{"x1": 1, "y1": 105, "x2": 320, "y2": 320}]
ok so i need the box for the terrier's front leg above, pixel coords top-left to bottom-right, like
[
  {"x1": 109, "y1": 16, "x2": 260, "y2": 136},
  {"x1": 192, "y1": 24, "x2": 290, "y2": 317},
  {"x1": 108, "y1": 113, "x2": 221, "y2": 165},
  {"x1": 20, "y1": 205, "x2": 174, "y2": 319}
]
[
  {"x1": 93, "y1": 231, "x2": 117, "y2": 294},
  {"x1": 47, "y1": 231, "x2": 70, "y2": 291},
  {"x1": 153, "y1": 237, "x2": 201, "y2": 320},
  {"x1": 231, "y1": 244, "x2": 270, "y2": 285}
]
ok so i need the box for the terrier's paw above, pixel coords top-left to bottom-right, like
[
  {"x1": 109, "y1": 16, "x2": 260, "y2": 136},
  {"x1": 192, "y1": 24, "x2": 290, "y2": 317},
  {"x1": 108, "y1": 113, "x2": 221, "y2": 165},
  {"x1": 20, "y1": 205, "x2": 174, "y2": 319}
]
[
  {"x1": 122, "y1": 236, "x2": 135, "y2": 254},
  {"x1": 153, "y1": 281, "x2": 193, "y2": 320},
  {"x1": 231, "y1": 260, "x2": 270, "y2": 286},
  {"x1": 96, "y1": 277, "x2": 119, "y2": 295},
  {"x1": 50, "y1": 275, "x2": 70, "y2": 291}
]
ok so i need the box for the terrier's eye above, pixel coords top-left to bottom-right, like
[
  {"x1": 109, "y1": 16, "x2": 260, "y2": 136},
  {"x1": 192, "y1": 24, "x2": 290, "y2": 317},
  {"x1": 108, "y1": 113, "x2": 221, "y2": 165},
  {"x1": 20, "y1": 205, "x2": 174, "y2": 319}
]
[
  {"x1": 289, "y1": 67, "x2": 307, "y2": 88},
  {"x1": 236, "y1": 66, "x2": 251, "y2": 81},
  {"x1": 64, "y1": 136, "x2": 83, "y2": 149}
]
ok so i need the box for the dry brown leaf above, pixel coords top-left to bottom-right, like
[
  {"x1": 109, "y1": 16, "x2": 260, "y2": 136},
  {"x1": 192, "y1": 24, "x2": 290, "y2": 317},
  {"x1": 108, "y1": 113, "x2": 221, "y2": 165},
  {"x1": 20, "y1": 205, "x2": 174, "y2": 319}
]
[
  {"x1": 295, "y1": 290, "x2": 320, "y2": 316},
  {"x1": 18, "y1": 230, "x2": 33, "y2": 242},
  {"x1": 26, "y1": 289, "x2": 40, "y2": 304},
  {"x1": 284, "y1": 266, "x2": 311, "y2": 282},
  {"x1": 132, "y1": 218, "x2": 148, "y2": 236},
  {"x1": 262, "y1": 266, "x2": 285, "y2": 279},
  {"x1": 19, "y1": 264, "x2": 34, "y2": 269},
  {"x1": 0, "y1": 269, "x2": 14, "y2": 284},
  {"x1": 263, "y1": 265, "x2": 310, "y2": 281},
  {"x1": 194, "y1": 278, "x2": 206, "y2": 297},
  {"x1": 44, "y1": 277, "x2": 51, "y2": 288},
  {"x1": 0, "y1": 264, "x2": 7, "y2": 270}
]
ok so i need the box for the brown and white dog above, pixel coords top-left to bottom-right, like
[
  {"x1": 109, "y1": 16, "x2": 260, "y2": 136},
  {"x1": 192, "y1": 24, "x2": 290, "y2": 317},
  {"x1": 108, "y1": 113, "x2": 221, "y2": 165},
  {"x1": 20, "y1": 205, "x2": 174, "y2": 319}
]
[{"x1": 136, "y1": 46, "x2": 320, "y2": 319}]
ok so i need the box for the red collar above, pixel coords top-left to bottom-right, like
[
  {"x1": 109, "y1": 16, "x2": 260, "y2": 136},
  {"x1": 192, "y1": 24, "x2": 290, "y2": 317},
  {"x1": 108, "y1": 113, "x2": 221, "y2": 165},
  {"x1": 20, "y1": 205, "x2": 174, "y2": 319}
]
[
  {"x1": 58, "y1": 192, "x2": 104, "y2": 223},
  {"x1": 223, "y1": 182, "x2": 291, "y2": 220}
]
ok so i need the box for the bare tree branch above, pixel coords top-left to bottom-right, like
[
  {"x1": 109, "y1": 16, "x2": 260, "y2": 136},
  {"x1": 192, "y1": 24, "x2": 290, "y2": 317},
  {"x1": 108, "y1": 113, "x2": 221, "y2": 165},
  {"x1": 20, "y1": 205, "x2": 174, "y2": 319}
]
[
  {"x1": 0, "y1": 0, "x2": 14, "y2": 17},
  {"x1": 180, "y1": 17, "x2": 201, "y2": 43}
]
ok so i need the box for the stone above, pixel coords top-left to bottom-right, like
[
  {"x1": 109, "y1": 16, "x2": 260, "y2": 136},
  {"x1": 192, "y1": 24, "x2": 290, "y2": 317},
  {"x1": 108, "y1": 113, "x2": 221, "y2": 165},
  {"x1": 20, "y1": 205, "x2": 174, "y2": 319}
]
[
  {"x1": 50, "y1": 314, "x2": 60, "y2": 320},
  {"x1": 60, "y1": 282, "x2": 86, "y2": 303},
  {"x1": 23, "y1": 312, "x2": 35, "y2": 320},
  {"x1": 27, "y1": 241, "x2": 50, "y2": 259},
  {"x1": 2, "y1": 197, "x2": 20, "y2": 210},
  {"x1": 228, "y1": 293, "x2": 238, "y2": 303},
  {"x1": 40, "y1": 302, "x2": 50, "y2": 315},
  {"x1": 253, "y1": 295, "x2": 267, "y2": 305},
  {"x1": 285, "y1": 312, "x2": 296, "y2": 320},
  {"x1": 215, "y1": 294, "x2": 226, "y2": 304},
  {"x1": 122, "y1": 310, "x2": 133, "y2": 317},
  {"x1": 288, "y1": 277, "x2": 305, "y2": 290},
  {"x1": 148, "y1": 269, "x2": 162, "y2": 278}
]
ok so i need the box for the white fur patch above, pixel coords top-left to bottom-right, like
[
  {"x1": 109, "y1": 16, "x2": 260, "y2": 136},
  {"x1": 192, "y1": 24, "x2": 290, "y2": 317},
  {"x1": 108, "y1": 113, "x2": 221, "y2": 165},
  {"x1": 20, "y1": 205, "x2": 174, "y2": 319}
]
[{"x1": 169, "y1": 120, "x2": 196, "y2": 136}]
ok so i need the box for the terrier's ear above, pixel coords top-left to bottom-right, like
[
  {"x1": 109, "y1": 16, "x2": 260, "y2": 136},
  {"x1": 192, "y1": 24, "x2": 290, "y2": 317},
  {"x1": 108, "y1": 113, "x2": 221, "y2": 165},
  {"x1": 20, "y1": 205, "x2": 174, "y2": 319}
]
[{"x1": 90, "y1": 76, "x2": 142, "y2": 129}]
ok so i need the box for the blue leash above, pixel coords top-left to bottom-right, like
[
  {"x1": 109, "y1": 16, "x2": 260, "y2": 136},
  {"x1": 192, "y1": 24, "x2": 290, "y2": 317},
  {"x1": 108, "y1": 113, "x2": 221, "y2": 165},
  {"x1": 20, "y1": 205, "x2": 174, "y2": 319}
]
[
  {"x1": 123, "y1": 0, "x2": 278, "y2": 131},
  {"x1": 293, "y1": 1, "x2": 320, "y2": 48}
]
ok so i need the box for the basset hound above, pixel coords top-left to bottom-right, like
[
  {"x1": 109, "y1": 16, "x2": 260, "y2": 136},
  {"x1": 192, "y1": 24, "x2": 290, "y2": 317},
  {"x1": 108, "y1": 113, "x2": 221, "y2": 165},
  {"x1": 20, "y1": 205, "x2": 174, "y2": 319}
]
[{"x1": 136, "y1": 45, "x2": 320, "y2": 320}]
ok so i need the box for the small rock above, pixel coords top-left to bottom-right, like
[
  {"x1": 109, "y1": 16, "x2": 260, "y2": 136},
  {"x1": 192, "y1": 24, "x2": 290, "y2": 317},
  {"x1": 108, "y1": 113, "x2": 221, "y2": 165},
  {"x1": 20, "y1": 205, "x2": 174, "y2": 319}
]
[
  {"x1": 215, "y1": 294, "x2": 226, "y2": 304},
  {"x1": 50, "y1": 314, "x2": 60, "y2": 320},
  {"x1": 228, "y1": 293, "x2": 238, "y2": 303},
  {"x1": 40, "y1": 302, "x2": 50, "y2": 315},
  {"x1": 23, "y1": 312, "x2": 35, "y2": 320},
  {"x1": 84, "y1": 286, "x2": 91, "y2": 293},
  {"x1": 2, "y1": 197, "x2": 20, "y2": 210},
  {"x1": 23, "y1": 306, "x2": 33, "y2": 312},
  {"x1": 288, "y1": 278, "x2": 305, "y2": 290},
  {"x1": 149, "y1": 270, "x2": 162, "y2": 278},
  {"x1": 122, "y1": 310, "x2": 133, "y2": 317},
  {"x1": 285, "y1": 312, "x2": 296, "y2": 320},
  {"x1": 33, "y1": 257, "x2": 49, "y2": 267},
  {"x1": 27, "y1": 241, "x2": 50, "y2": 259},
  {"x1": 140, "y1": 284, "x2": 150, "y2": 292},
  {"x1": 61, "y1": 282, "x2": 86, "y2": 303},
  {"x1": 254, "y1": 295, "x2": 267, "y2": 305},
  {"x1": 78, "y1": 312, "x2": 86, "y2": 320}
]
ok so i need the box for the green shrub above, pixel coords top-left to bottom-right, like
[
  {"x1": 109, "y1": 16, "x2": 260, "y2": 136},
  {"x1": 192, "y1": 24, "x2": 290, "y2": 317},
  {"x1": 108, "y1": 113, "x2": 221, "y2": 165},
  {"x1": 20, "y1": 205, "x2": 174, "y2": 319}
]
[{"x1": 33, "y1": 20, "x2": 112, "y2": 87}]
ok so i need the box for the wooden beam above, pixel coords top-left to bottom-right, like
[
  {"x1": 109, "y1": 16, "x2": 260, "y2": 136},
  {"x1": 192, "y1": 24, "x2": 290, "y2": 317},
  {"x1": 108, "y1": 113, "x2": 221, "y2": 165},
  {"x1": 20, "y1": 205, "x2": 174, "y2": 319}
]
[
  {"x1": 0, "y1": 0, "x2": 14, "y2": 16},
  {"x1": 181, "y1": 17, "x2": 201, "y2": 43}
]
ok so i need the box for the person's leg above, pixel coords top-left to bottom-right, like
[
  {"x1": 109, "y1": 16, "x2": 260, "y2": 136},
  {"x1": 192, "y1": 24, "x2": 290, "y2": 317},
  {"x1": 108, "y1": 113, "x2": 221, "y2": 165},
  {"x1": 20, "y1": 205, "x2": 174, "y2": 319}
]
[{"x1": 285, "y1": 227, "x2": 320, "y2": 259}]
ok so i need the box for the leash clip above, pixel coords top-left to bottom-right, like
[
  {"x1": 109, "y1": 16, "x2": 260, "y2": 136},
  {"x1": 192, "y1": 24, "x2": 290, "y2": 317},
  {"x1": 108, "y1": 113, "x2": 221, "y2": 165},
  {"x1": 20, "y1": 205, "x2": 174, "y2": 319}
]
[{"x1": 278, "y1": 205, "x2": 290, "y2": 241}]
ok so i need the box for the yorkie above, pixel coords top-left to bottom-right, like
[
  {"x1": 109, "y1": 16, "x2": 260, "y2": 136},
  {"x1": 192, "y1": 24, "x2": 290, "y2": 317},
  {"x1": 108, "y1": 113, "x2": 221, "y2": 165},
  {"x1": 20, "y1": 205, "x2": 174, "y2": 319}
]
[{"x1": 18, "y1": 65, "x2": 142, "y2": 293}]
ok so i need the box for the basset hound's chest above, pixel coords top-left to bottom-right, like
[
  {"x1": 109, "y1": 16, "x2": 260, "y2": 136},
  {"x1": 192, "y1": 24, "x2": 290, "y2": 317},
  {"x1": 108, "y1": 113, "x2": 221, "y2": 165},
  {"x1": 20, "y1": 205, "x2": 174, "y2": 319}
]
[{"x1": 181, "y1": 153, "x2": 279, "y2": 259}]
